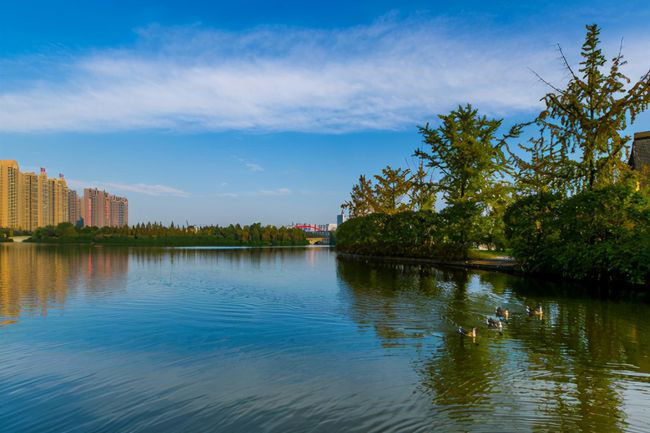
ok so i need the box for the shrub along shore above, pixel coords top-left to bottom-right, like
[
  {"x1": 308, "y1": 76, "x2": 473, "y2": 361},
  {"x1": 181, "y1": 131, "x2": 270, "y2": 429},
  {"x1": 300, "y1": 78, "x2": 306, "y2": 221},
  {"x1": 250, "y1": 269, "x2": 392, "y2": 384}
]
[
  {"x1": 337, "y1": 24, "x2": 650, "y2": 287},
  {"x1": 337, "y1": 183, "x2": 650, "y2": 285},
  {"x1": 26, "y1": 222, "x2": 309, "y2": 247}
]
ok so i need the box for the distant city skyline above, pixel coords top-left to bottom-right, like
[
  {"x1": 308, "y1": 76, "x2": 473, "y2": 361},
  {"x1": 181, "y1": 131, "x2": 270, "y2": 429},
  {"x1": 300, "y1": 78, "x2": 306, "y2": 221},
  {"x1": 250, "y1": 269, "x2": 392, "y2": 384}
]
[
  {"x1": 1, "y1": 1, "x2": 649, "y2": 225},
  {"x1": 0, "y1": 160, "x2": 128, "y2": 230}
]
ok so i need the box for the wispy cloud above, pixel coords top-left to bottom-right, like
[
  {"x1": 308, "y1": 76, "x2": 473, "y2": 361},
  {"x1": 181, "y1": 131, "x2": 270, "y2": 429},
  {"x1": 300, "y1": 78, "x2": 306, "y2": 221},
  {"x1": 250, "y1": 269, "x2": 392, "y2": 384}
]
[
  {"x1": 235, "y1": 157, "x2": 264, "y2": 172},
  {"x1": 259, "y1": 187, "x2": 291, "y2": 196},
  {"x1": 0, "y1": 18, "x2": 647, "y2": 133},
  {"x1": 216, "y1": 187, "x2": 291, "y2": 198},
  {"x1": 67, "y1": 179, "x2": 190, "y2": 197},
  {"x1": 245, "y1": 162, "x2": 264, "y2": 172}
]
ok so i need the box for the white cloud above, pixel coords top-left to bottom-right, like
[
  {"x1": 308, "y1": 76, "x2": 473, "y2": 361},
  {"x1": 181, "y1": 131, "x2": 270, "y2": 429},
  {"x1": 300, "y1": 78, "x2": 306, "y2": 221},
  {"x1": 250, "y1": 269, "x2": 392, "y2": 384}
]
[
  {"x1": 0, "y1": 19, "x2": 647, "y2": 133},
  {"x1": 67, "y1": 179, "x2": 189, "y2": 197},
  {"x1": 245, "y1": 162, "x2": 264, "y2": 172},
  {"x1": 259, "y1": 188, "x2": 291, "y2": 196},
  {"x1": 216, "y1": 187, "x2": 291, "y2": 198}
]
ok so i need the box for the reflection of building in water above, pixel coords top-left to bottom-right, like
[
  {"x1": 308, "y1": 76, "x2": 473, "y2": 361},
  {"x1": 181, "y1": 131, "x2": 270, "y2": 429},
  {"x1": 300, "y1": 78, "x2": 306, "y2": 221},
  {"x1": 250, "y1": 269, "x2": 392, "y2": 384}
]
[{"x1": 0, "y1": 245, "x2": 128, "y2": 322}]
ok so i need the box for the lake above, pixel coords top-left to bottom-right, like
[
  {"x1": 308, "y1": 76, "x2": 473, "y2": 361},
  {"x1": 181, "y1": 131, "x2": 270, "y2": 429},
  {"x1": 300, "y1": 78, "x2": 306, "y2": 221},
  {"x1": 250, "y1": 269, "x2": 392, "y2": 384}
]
[{"x1": 1, "y1": 244, "x2": 649, "y2": 432}]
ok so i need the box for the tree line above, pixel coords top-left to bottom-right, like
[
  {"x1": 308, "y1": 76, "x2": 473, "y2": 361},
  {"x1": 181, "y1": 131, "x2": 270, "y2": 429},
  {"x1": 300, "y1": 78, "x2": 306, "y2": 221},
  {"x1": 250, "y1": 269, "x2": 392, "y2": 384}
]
[
  {"x1": 28, "y1": 222, "x2": 308, "y2": 247},
  {"x1": 337, "y1": 25, "x2": 650, "y2": 285}
]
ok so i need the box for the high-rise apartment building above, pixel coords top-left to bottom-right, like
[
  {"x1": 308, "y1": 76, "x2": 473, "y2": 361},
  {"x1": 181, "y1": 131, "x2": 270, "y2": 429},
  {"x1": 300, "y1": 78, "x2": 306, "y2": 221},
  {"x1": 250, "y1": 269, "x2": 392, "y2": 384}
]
[
  {"x1": 0, "y1": 160, "x2": 20, "y2": 228},
  {"x1": 109, "y1": 195, "x2": 129, "y2": 227},
  {"x1": 0, "y1": 161, "x2": 125, "y2": 230},
  {"x1": 48, "y1": 174, "x2": 69, "y2": 226},
  {"x1": 82, "y1": 188, "x2": 108, "y2": 227},
  {"x1": 82, "y1": 188, "x2": 128, "y2": 228},
  {"x1": 68, "y1": 190, "x2": 82, "y2": 227},
  {"x1": 19, "y1": 171, "x2": 39, "y2": 231}
]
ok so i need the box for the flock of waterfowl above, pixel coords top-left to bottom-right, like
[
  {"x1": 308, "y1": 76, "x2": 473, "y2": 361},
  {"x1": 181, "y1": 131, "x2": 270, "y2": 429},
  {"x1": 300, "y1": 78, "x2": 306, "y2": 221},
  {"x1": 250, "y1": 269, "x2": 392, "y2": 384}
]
[{"x1": 458, "y1": 304, "x2": 544, "y2": 339}]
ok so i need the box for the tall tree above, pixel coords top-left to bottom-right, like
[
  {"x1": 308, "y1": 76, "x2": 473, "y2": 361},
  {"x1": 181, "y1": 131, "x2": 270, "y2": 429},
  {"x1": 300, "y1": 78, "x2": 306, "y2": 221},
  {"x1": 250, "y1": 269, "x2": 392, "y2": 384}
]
[
  {"x1": 415, "y1": 104, "x2": 518, "y2": 205},
  {"x1": 408, "y1": 162, "x2": 437, "y2": 211},
  {"x1": 372, "y1": 165, "x2": 412, "y2": 214},
  {"x1": 341, "y1": 175, "x2": 377, "y2": 218},
  {"x1": 523, "y1": 24, "x2": 650, "y2": 191},
  {"x1": 509, "y1": 123, "x2": 580, "y2": 195}
]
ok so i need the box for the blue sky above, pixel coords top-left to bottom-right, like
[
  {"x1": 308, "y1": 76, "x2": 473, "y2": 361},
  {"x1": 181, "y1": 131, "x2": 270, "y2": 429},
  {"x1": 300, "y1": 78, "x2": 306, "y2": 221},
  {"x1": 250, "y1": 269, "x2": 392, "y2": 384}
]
[{"x1": 1, "y1": 1, "x2": 649, "y2": 225}]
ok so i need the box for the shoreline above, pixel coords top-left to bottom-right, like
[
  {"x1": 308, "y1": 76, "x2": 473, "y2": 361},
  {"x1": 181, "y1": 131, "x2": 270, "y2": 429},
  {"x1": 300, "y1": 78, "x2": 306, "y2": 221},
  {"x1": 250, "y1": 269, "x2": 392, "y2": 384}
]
[
  {"x1": 336, "y1": 252, "x2": 521, "y2": 274},
  {"x1": 336, "y1": 252, "x2": 650, "y2": 296}
]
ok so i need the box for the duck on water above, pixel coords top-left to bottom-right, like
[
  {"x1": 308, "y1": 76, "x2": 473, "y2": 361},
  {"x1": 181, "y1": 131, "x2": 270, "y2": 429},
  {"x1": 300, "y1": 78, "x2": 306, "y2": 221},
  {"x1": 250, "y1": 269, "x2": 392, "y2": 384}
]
[
  {"x1": 526, "y1": 305, "x2": 543, "y2": 317},
  {"x1": 495, "y1": 307, "x2": 509, "y2": 321},
  {"x1": 486, "y1": 317, "x2": 503, "y2": 331},
  {"x1": 457, "y1": 327, "x2": 477, "y2": 337}
]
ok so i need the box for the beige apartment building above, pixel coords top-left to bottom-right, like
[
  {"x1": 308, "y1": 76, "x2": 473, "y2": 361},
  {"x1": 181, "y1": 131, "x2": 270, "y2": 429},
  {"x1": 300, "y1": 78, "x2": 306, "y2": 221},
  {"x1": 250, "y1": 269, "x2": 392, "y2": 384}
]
[
  {"x1": 68, "y1": 190, "x2": 82, "y2": 227},
  {"x1": 0, "y1": 160, "x2": 20, "y2": 228},
  {"x1": 0, "y1": 160, "x2": 127, "y2": 230}
]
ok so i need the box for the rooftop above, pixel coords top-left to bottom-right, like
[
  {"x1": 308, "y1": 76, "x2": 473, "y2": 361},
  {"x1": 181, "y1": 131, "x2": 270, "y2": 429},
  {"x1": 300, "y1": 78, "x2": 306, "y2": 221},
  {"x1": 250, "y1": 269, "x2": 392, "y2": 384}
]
[{"x1": 630, "y1": 131, "x2": 650, "y2": 171}]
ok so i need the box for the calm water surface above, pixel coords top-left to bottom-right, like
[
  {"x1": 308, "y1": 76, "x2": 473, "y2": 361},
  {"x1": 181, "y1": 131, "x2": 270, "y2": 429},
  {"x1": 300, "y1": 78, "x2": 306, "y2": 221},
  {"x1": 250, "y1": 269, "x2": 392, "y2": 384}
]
[{"x1": 1, "y1": 244, "x2": 649, "y2": 432}]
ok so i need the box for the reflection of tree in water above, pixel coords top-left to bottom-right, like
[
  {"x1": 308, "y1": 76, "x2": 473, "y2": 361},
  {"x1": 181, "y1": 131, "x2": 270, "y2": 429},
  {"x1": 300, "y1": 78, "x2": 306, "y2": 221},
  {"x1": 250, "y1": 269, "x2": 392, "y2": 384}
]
[
  {"x1": 336, "y1": 257, "x2": 650, "y2": 432},
  {"x1": 337, "y1": 258, "x2": 506, "y2": 428},
  {"x1": 337, "y1": 258, "x2": 462, "y2": 345},
  {"x1": 130, "y1": 246, "x2": 318, "y2": 272},
  {"x1": 507, "y1": 279, "x2": 650, "y2": 433}
]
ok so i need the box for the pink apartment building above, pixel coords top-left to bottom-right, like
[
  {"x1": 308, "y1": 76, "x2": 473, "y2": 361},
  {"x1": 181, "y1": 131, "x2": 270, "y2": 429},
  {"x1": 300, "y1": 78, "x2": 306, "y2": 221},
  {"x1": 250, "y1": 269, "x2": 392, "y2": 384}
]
[{"x1": 82, "y1": 188, "x2": 128, "y2": 228}]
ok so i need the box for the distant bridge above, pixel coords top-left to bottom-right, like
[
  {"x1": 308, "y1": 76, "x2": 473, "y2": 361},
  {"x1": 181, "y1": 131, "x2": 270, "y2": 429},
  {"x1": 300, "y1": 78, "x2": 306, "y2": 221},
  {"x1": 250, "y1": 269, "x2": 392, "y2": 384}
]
[
  {"x1": 9, "y1": 236, "x2": 30, "y2": 243},
  {"x1": 292, "y1": 224, "x2": 321, "y2": 232},
  {"x1": 290, "y1": 224, "x2": 331, "y2": 245}
]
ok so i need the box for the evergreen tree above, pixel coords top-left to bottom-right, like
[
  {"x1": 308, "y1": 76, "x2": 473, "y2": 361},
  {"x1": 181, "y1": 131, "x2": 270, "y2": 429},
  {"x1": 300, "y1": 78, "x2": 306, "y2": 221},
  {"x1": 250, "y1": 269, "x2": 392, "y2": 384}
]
[
  {"x1": 521, "y1": 24, "x2": 650, "y2": 192},
  {"x1": 408, "y1": 161, "x2": 437, "y2": 211},
  {"x1": 341, "y1": 175, "x2": 377, "y2": 218},
  {"x1": 372, "y1": 165, "x2": 412, "y2": 214},
  {"x1": 415, "y1": 104, "x2": 518, "y2": 205}
]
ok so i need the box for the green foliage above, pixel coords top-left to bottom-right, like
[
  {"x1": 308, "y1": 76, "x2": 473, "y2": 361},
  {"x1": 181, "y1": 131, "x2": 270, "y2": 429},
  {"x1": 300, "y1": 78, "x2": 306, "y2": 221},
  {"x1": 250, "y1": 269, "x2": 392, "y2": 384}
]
[
  {"x1": 341, "y1": 175, "x2": 377, "y2": 218},
  {"x1": 415, "y1": 104, "x2": 518, "y2": 204},
  {"x1": 336, "y1": 209, "x2": 471, "y2": 261},
  {"x1": 0, "y1": 227, "x2": 31, "y2": 241},
  {"x1": 408, "y1": 162, "x2": 437, "y2": 211},
  {"x1": 337, "y1": 24, "x2": 650, "y2": 287},
  {"x1": 512, "y1": 24, "x2": 650, "y2": 194},
  {"x1": 342, "y1": 165, "x2": 420, "y2": 217},
  {"x1": 413, "y1": 104, "x2": 521, "y2": 249},
  {"x1": 27, "y1": 222, "x2": 308, "y2": 247},
  {"x1": 503, "y1": 192, "x2": 564, "y2": 271},
  {"x1": 372, "y1": 166, "x2": 413, "y2": 214},
  {"x1": 505, "y1": 184, "x2": 650, "y2": 285}
]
